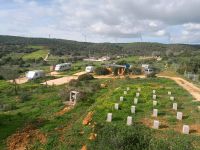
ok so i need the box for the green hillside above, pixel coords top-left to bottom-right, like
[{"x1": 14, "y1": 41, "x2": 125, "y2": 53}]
[{"x1": 0, "y1": 35, "x2": 200, "y2": 57}]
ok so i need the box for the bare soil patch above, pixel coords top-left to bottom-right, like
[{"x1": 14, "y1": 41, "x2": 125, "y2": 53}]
[
  {"x1": 82, "y1": 112, "x2": 94, "y2": 125},
  {"x1": 7, "y1": 122, "x2": 46, "y2": 150}
]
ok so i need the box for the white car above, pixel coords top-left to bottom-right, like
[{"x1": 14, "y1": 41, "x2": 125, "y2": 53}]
[{"x1": 85, "y1": 66, "x2": 94, "y2": 73}]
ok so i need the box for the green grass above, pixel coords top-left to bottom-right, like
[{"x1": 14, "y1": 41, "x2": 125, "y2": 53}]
[
  {"x1": 23, "y1": 46, "x2": 49, "y2": 60},
  {"x1": 1, "y1": 78, "x2": 200, "y2": 149}
]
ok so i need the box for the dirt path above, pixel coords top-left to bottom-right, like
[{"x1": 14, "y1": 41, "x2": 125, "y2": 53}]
[
  {"x1": 73, "y1": 71, "x2": 87, "y2": 76},
  {"x1": 9, "y1": 77, "x2": 28, "y2": 84},
  {"x1": 41, "y1": 76, "x2": 78, "y2": 86},
  {"x1": 43, "y1": 70, "x2": 200, "y2": 101},
  {"x1": 158, "y1": 75, "x2": 200, "y2": 101}
]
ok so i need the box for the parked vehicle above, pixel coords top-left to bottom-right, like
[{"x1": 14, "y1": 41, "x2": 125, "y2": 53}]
[
  {"x1": 55, "y1": 63, "x2": 72, "y2": 71},
  {"x1": 144, "y1": 68, "x2": 154, "y2": 75},
  {"x1": 26, "y1": 70, "x2": 45, "y2": 80},
  {"x1": 85, "y1": 66, "x2": 94, "y2": 73}
]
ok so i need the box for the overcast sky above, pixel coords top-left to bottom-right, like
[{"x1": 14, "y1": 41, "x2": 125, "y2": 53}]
[{"x1": 0, "y1": 0, "x2": 200, "y2": 43}]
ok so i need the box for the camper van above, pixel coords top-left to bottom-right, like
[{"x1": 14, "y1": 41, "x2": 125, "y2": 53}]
[
  {"x1": 144, "y1": 68, "x2": 154, "y2": 75},
  {"x1": 26, "y1": 70, "x2": 45, "y2": 80},
  {"x1": 55, "y1": 63, "x2": 71, "y2": 71},
  {"x1": 85, "y1": 66, "x2": 94, "y2": 73}
]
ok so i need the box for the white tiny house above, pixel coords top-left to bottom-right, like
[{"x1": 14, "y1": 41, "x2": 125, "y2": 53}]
[
  {"x1": 26, "y1": 70, "x2": 45, "y2": 80},
  {"x1": 55, "y1": 63, "x2": 71, "y2": 71},
  {"x1": 85, "y1": 66, "x2": 94, "y2": 73}
]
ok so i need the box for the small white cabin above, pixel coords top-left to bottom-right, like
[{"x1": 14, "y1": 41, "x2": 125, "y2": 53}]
[
  {"x1": 85, "y1": 66, "x2": 94, "y2": 73},
  {"x1": 55, "y1": 63, "x2": 71, "y2": 71},
  {"x1": 26, "y1": 70, "x2": 45, "y2": 80}
]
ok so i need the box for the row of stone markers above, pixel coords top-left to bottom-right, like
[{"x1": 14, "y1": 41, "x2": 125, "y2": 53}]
[
  {"x1": 106, "y1": 87, "x2": 190, "y2": 134},
  {"x1": 151, "y1": 89, "x2": 190, "y2": 134}
]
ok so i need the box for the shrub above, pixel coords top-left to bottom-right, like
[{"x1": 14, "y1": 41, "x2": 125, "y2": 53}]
[
  {"x1": 94, "y1": 67, "x2": 110, "y2": 75},
  {"x1": 130, "y1": 66, "x2": 142, "y2": 75},
  {"x1": 0, "y1": 75, "x2": 4, "y2": 80},
  {"x1": 146, "y1": 72, "x2": 156, "y2": 78},
  {"x1": 2, "y1": 104, "x2": 16, "y2": 111},
  {"x1": 90, "y1": 124, "x2": 152, "y2": 149},
  {"x1": 78, "y1": 74, "x2": 94, "y2": 81},
  {"x1": 69, "y1": 79, "x2": 81, "y2": 87},
  {"x1": 19, "y1": 91, "x2": 31, "y2": 102}
]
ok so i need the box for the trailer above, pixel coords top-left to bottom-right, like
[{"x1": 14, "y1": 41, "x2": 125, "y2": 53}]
[
  {"x1": 85, "y1": 66, "x2": 94, "y2": 73},
  {"x1": 54, "y1": 63, "x2": 72, "y2": 71},
  {"x1": 144, "y1": 68, "x2": 154, "y2": 75},
  {"x1": 26, "y1": 70, "x2": 45, "y2": 80}
]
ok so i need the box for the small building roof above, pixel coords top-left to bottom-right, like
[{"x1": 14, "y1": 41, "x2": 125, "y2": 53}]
[{"x1": 106, "y1": 64, "x2": 126, "y2": 68}]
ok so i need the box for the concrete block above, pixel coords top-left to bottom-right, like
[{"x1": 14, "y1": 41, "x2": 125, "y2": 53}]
[
  {"x1": 173, "y1": 103, "x2": 177, "y2": 110},
  {"x1": 153, "y1": 120, "x2": 159, "y2": 129},
  {"x1": 153, "y1": 109, "x2": 158, "y2": 117},
  {"x1": 153, "y1": 94, "x2": 157, "y2": 100},
  {"x1": 134, "y1": 98, "x2": 138, "y2": 104},
  {"x1": 127, "y1": 116, "x2": 132, "y2": 126},
  {"x1": 131, "y1": 106, "x2": 136, "y2": 114},
  {"x1": 114, "y1": 103, "x2": 119, "y2": 110},
  {"x1": 153, "y1": 100, "x2": 157, "y2": 106},
  {"x1": 106, "y1": 113, "x2": 112, "y2": 122},
  {"x1": 120, "y1": 96, "x2": 124, "y2": 102},
  {"x1": 177, "y1": 112, "x2": 183, "y2": 120},
  {"x1": 182, "y1": 125, "x2": 190, "y2": 134}
]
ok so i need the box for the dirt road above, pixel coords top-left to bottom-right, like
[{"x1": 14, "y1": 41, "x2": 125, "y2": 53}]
[
  {"x1": 9, "y1": 77, "x2": 28, "y2": 84},
  {"x1": 158, "y1": 76, "x2": 200, "y2": 101},
  {"x1": 73, "y1": 71, "x2": 87, "y2": 76},
  {"x1": 42, "y1": 71, "x2": 200, "y2": 101},
  {"x1": 41, "y1": 76, "x2": 78, "y2": 86}
]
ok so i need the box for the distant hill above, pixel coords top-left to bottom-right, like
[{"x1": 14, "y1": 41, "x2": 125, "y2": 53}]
[{"x1": 0, "y1": 35, "x2": 200, "y2": 57}]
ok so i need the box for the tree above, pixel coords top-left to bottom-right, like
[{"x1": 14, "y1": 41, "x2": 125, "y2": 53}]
[{"x1": 0, "y1": 67, "x2": 20, "y2": 95}]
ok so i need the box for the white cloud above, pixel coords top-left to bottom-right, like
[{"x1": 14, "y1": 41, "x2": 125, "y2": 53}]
[{"x1": 0, "y1": 0, "x2": 200, "y2": 43}]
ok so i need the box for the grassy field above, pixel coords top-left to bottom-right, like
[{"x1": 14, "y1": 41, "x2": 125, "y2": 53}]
[
  {"x1": 23, "y1": 46, "x2": 49, "y2": 60},
  {"x1": 1, "y1": 77, "x2": 200, "y2": 149}
]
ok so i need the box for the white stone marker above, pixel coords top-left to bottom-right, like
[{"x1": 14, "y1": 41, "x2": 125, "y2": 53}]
[
  {"x1": 127, "y1": 87, "x2": 130, "y2": 91},
  {"x1": 106, "y1": 113, "x2": 112, "y2": 122},
  {"x1": 134, "y1": 98, "x2": 138, "y2": 104},
  {"x1": 153, "y1": 100, "x2": 157, "y2": 106},
  {"x1": 173, "y1": 103, "x2": 177, "y2": 110},
  {"x1": 153, "y1": 120, "x2": 160, "y2": 129},
  {"x1": 168, "y1": 91, "x2": 172, "y2": 95},
  {"x1": 182, "y1": 125, "x2": 190, "y2": 134},
  {"x1": 138, "y1": 88, "x2": 141, "y2": 92},
  {"x1": 197, "y1": 106, "x2": 200, "y2": 111},
  {"x1": 170, "y1": 96, "x2": 175, "y2": 101},
  {"x1": 127, "y1": 116, "x2": 132, "y2": 126},
  {"x1": 114, "y1": 103, "x2": 119, "y2": 110},
  {"x1": 131, "y1": 106, "x2": 136, "y2": 114},
  {"x1": 153, "y1": 94, "x2": 157, "y2": 100},
  {"x1": 124, "y1": 91, "x2": 127, "y2": 95},
  {"x1": 136, "y1": 92, "x2": 140, "y2": 97},
  {"x1": 153, "y1": 109, "x2": 158, "y2": 117},
  {"x1": 152, "y1": 90, "x2": 156, "y2": 94},
  {"x1": 177, "y1": 112, "x2": 183, "y2": 120},
  {"x1": 120, "y1": 96, "x2": 124, "y2": 102}
]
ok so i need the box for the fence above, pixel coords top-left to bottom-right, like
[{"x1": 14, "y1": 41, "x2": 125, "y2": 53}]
[{"x1": 184, "y1": 71, "x2": 199, "y2": 82}]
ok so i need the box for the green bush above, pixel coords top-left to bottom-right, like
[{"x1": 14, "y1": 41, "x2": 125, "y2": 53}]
[
  {"x1": 68, "y1": 79, "x2": 81, "y2": 87},
  {"x1": 2, "y1": 104, "x2": 16, "y2": 111},
  {"x1": 19, "y1": 91, "x2": 31, "y2": 102},
  {"x1": 91, "y1": 124, "x2": 152, "y2": 150},
  {"x1": 0, "y1": 75, "x2": 4, "y2": 80},
  {"x1": 130, "y1": 66, "x2": 142, "y2": 75},
  {"x1": 146, "y1": 72, "x2": 156, "y2": 78},
  {"x1": 94, "y1": 67, "x2": 110, "y2": 75},
  {"x1": 78, "y1": 74, "x2": 94, "y2": 81}
]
